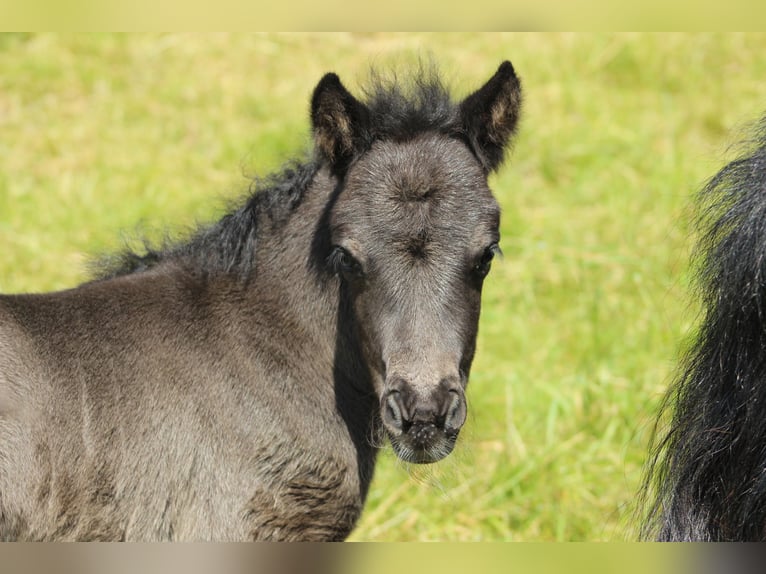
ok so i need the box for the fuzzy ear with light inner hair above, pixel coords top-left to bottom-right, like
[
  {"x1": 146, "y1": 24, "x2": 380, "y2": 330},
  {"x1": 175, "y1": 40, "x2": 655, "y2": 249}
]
[
  {"x1": 310, "y1": 72, "x2": 370, "y2": 173},
  {"x1": 459, "y1": 60, "x2": 523, "y2": 173}
]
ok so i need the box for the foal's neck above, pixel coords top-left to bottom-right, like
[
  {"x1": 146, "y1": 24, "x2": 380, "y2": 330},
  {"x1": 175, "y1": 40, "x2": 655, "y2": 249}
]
[
  {"x1": 249, "y1": 167, "x2": 339, "y2": 327},
  {"x1": 249, "y1": 167, "x2": 381, "y2": 500}
]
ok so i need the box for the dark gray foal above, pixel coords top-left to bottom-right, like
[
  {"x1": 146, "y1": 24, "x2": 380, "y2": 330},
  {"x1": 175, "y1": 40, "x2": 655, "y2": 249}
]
[{"x1": 0, "y1": 61, "x2": 522, "y2": 540}]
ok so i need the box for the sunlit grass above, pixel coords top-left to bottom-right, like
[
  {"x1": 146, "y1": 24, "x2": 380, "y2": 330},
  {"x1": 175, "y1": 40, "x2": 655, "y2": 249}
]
[{"x1": 2, "y1": 33, "x2": 765, "y2": 541}]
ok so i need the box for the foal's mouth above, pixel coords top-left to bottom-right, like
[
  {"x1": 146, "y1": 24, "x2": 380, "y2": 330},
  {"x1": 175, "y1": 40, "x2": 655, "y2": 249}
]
[
  {"x1": 387, "y1": 425, "x2": 460, "y2": 464},
  {"x1": 379, "y1": 378, "x2": 467, "y2": 464}
]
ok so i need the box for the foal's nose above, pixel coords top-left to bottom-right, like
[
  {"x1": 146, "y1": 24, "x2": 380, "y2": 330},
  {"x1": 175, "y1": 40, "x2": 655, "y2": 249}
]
[{"x1": 381, "y1": 376, "x2": 467, "y2": 439}]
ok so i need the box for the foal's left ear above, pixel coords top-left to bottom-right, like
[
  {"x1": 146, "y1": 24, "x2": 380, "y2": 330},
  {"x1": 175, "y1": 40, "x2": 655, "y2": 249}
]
[
  {"x1": 311, "y1": 72, "x2": 370, "y2": 173},
  {"x1": 460, "y1": 61, "x2": 523, "y2": 173}
]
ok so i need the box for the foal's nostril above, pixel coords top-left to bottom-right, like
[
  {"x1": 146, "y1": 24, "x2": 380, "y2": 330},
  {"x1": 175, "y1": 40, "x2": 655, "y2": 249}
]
[
  {"x1": 444, "y1": 388, "x2": 467, "y2": 430},
  {"x1": 382, "y1": 390, "x2": 403, "y2": 431}
]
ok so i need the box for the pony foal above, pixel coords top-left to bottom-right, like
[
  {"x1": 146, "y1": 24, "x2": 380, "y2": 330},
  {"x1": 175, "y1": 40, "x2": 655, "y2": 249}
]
[{"x1": 0, "y1": 61, "x2": 522, "y2": 541}]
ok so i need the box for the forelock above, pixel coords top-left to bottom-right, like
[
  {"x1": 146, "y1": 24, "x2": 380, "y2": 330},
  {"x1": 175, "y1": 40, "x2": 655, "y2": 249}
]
[{"x1": 359, "y1": 64, "x2": 461, "y2": 142}]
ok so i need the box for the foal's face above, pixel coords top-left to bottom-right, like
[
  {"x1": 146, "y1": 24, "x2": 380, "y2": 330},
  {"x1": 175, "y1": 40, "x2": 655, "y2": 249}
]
[{"x1": 329, "y1": 134, "x2": 501, "y2": 463}]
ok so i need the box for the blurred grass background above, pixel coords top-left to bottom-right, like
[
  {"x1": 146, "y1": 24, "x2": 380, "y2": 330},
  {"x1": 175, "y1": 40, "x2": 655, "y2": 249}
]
[{"x1": 1, "y1": 33, "x2": 765, "y2": 541}]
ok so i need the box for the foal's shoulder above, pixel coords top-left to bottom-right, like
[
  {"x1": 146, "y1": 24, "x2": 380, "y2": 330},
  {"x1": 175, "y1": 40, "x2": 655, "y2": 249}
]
[{"x1": 0, "y1": 295, "x2": 38, "y2": 419}]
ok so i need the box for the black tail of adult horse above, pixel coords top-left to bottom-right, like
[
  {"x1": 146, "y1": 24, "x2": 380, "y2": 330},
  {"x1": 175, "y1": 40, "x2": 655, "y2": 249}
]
[{"x1": 642, "y1": 115, "x2": 766, "y2": 541}]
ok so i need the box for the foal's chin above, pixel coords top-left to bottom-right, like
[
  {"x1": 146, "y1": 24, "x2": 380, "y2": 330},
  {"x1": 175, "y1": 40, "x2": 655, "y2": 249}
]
[{"x1": 388, "y1": 432, "x2": 459, "y2": 464}]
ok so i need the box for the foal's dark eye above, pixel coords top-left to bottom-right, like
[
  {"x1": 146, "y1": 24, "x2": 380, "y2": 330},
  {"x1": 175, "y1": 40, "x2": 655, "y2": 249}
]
[
  {"x1": 474, "y1": 243, "x2": 501, "y2": 279},
  {"x1": 329, "y1": 246, "x2": 363, "y2": 278}
]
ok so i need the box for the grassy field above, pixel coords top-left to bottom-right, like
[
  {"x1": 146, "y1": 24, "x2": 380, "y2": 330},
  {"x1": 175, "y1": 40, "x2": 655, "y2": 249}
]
[{"x1": 1, "y1": 33, "x2": 765, "y2": 541}]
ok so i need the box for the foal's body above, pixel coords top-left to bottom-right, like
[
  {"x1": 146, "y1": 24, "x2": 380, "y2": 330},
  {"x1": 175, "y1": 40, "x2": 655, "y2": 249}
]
[
  {"x1": 0, "y1": 62, "x2": 522, "y2": 540},
  {"x1": 0, "y1": 169, "x2": 368, "y2": 540}
]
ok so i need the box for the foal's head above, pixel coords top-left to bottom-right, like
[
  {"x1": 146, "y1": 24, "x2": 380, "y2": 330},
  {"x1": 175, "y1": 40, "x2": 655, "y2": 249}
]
[{"x1": 312, "y1": 62, "x2": 522, "y2": 463}]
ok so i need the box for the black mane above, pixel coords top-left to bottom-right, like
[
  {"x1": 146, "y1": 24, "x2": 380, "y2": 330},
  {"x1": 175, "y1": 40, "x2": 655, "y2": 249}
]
[
  {"x1": 94, "y1": 66, "x2": 464, "y2": 281},
  {"x1": 94, "y1": 160, "x2": 320, "y2": 281},
  {"x1": 359, "y1": 66, "x2": 461, "y2": 143}
]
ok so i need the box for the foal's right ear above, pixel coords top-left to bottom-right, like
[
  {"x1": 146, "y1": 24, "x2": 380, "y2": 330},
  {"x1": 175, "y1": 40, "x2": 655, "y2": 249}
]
[{"x1": 311, "y1": 73, "x2": 369, "y2": 172}]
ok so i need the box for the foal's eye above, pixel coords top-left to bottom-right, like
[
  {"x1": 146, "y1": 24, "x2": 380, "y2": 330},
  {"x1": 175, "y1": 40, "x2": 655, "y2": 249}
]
[
  {"x1": 329, "y1": 246, "x2": 363, "y2": 277},
  {"x1": 474, "y1": 243, "x2": 501, "y2": 279}
]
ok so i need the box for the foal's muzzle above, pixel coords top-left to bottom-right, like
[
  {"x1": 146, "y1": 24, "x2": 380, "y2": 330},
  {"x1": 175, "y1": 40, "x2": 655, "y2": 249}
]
[{"x1": 381, "y1": 377, "x2": 467, "y2": 464}]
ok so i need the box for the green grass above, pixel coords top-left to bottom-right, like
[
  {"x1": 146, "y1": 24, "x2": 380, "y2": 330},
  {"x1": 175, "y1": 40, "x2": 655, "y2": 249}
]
[{"x1": 2, "y1": 33, "x2": 766, "y2": 541}]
